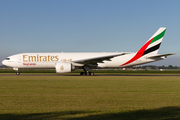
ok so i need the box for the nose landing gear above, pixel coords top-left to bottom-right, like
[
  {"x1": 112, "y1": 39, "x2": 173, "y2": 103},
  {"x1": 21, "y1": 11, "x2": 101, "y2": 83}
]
[
  {"x1": 13, "y1": 68, "x2": 20, "y2": 75},
  {"x1": 16, "y1": 72, "x2": 20, "y2": 75}
]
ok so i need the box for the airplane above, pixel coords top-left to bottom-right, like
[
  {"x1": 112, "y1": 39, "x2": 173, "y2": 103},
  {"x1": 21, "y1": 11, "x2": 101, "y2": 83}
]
[{"x1": 2, "y1": 27, "x2": 175, "y2": 75}]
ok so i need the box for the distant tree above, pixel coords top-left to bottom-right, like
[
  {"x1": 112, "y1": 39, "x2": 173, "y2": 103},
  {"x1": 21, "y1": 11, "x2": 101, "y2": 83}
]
[{"x1": 168, "y1": 65, "x2": 173, "y2": 69}]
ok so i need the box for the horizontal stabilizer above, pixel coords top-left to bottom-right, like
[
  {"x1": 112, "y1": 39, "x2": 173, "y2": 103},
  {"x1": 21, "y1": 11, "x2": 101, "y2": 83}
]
[{"x1": 147, "y1": 53, "x2": 175, "y2": 59}]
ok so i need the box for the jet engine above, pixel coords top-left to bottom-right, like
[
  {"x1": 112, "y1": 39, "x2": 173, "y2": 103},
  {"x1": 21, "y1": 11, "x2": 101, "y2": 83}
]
[{"x1": 55, "y1": 62, "x2": 75, "y2": 73}]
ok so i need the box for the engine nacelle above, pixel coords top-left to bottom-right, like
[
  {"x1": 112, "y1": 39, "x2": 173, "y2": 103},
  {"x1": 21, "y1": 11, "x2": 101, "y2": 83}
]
[{"x1": 55, "y1": 62, "x2": 75, "y2": 73}]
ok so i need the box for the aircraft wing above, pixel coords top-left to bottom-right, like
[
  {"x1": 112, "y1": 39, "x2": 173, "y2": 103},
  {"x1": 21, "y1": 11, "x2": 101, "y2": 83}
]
[
  {"x1": 147, "y1": 53, "x2": 175, "y2": 59},
  {"x1": 71, "y1": 53, "x2": 129, "y2": 66}
]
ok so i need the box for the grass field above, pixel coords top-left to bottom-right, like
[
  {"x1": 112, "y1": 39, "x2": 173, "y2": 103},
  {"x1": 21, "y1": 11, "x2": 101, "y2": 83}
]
[{"x1": 0, "y1": 74, "x2": 180, "y2": 119}]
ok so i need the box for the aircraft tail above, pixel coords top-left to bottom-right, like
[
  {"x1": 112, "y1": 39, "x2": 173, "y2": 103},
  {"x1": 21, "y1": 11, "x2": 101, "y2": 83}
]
[
  {"x1": 120, "y1": 27, "x2": 166, "y2": 66},
  {"x1": 137, "y1": 27, "x2": 166, "y2": 56}
]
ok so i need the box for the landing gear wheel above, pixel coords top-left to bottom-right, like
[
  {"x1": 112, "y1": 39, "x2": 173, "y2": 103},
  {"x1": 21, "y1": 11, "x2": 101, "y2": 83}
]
[
  {"x1": 89, "y1": 72, "x2": 94, "y2": 76},
  {"x1": 80, "y1": 72, "x2": 94, "y2": 76},
  {"x1": 80, "y1": 72, "x2": 85, "y2": 75},
  {"x1": 16, "y1": 72, "x2": 20, "y2": 75}
]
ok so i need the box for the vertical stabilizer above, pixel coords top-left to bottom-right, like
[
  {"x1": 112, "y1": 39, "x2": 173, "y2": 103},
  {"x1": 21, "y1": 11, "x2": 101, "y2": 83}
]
[
  {"x1": 120, "y1": 27, "x2": 166, "y2": 66},
  {"x1": 141, "y1": 27, "x2": 166, "y2": 56}
]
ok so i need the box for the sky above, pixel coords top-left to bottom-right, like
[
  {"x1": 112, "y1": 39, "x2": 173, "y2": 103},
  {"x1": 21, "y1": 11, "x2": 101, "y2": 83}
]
[{"x1": 0, "y1": 0, "x2": 180, "y2": 66}]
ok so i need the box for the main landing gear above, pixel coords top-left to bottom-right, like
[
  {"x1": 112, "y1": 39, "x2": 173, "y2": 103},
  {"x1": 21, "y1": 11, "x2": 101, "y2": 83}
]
[
  {"x1": 80, "y1": 72, "x2": 94, "y2": 76},
  {"x1": 80, "y1": 66, "x2": 94, "y2": 76}
]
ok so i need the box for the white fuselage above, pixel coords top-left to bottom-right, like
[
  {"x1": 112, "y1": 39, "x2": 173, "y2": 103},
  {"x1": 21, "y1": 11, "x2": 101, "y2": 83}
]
[{"x1": 2, "y1": 52, "x2": 156, "y2": 69}]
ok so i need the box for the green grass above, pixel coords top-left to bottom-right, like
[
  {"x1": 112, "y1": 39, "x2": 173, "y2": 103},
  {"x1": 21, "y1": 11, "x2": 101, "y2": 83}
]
[{"x1": 0, "y1": 75, "x2": 180, "y2": 119}]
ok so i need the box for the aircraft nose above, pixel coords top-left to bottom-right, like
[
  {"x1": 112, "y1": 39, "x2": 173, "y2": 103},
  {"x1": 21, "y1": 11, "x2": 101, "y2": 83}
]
[{"x1": 2, "y1": 60, "x2": 6, "y2": 65}]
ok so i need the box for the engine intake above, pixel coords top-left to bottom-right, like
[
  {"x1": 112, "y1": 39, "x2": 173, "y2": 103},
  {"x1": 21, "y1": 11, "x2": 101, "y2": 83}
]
[{"x1": 55, "y1": 62, "x2": 75, "y2": 73}]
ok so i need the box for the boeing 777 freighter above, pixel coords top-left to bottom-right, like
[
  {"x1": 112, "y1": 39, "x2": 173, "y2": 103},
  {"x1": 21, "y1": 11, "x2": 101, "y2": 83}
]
[{"x1": 2, "y1": 27, "x2": 175, "y2": 75}]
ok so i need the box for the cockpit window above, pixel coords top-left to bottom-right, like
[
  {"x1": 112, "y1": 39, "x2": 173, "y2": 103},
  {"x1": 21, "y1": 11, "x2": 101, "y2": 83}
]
[{"x1": 5, "y1": 58, "x2": 10, "y2": 60}]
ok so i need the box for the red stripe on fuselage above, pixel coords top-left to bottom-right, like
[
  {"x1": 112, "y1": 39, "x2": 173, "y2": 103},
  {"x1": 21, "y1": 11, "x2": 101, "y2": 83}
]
[{"x1": 120, "y1": 38, "x2": 153, "y2": 66}]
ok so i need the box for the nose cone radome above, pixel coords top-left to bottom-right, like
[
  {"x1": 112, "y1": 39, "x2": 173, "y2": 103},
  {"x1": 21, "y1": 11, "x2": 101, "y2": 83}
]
[
  {"x1": 2, "y1": 60, "x2": 9, "y2": 66},
  {"x1": 2, "y1": 60, "x2": 6, "y2": 65}
]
